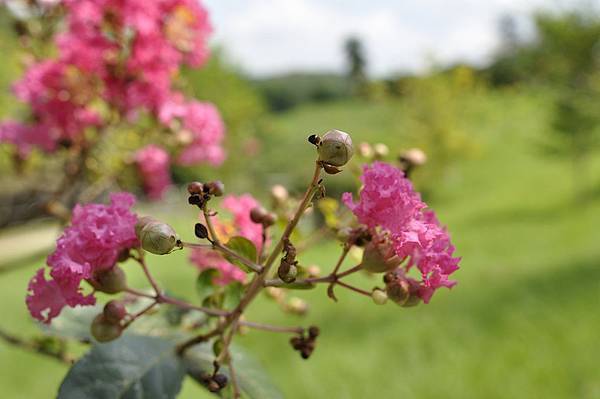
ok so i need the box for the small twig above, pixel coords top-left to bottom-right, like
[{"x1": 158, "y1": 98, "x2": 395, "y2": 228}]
[
  {"x1": 202, "y1": 205, "x2": 221, "y2": 245},
  {"x1": 0, "y1": 327, "x2": 73, "y2": 364},
  {"x1": 336, "y1": 280, "x2": 372, "y2": 297},
  {"x1": 122, "y1": 301, "x2": 159, "y2": 329},
  {"x1": 157, "y1": 295, "x2": 228, "y2": 317},
  {"x1": 181, "y1": 241, "x2": 263, "y2": 274},
  {"x1": 134, "y1": 251, "x2": 161, "y2": 296},
  {"x1": 226, "y1": 352, "x2": 241, "y2": 398},
  {"x1": 240, "y1": 320, "x2": 304, "y2": 335},
  {"x1": 176, "y1": 328, "x2": 223, "y2": 356}
]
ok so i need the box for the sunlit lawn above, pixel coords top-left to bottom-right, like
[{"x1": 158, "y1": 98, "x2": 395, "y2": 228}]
[{"x1": 1, "y1": 89, "x2": 600, "y2": 398}]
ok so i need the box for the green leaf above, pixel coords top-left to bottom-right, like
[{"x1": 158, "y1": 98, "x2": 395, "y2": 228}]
[
  {"x1": 222, "y1": 282, "x2": 244, "y2": 310},
  {"x1": 196, "y1": 269, "x2": 219, "y2": 303},
  {"x1": 224, "y1": 236, "x2": 258, "y2": 273},
  {"x1": 183, "y1": 343, "x2": 284, "y2": 399},
  {"x1": 58, "y1": 335, "x2": 186, "y2": 399},
  {"x1": 284, "y1": 281, "x2": 316, "y2": 290}
]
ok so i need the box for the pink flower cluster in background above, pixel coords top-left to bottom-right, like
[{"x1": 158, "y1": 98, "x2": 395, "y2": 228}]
[
  {"x1": 0, "y1": 0, "x2": 225, "y2": 169},
  {"x1": 26, "y1": 193, "x2": 139, "y2": 323},
  {"x1": 134, "y1": 145, "x2": 172, "y2": 200},
  {"x1": 343, "y1": 162, "x2": 460, "y2": 303},
  {"x1": 190, "y1": 194, "x2": 265, "y2": 285}
]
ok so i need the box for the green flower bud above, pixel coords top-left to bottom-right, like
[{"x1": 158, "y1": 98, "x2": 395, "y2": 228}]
[
  {"x1": 384, "y1": 270, "x2": 422, "y2": 307},
  {"x1": 91, "y1": 265, "x2": 127, "y2": 294},
  {"x1": 136, "y1": 217, "x2": 180, "y2": 255},
  {"x1": 371, "y1": 288, "x2": 388, "y2": 305},
  {"x1": 360, "y1": 235, "x2": 403, "y2": 273},
  {"x1": 91, "y1": 314, "x2": 123, "y2": 343},
  {"x1": 317, "y1": 129, "x2": 354, "y2": 167}
]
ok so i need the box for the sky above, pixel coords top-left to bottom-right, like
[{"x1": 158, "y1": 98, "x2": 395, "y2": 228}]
[{"x1": 203, "y1": 0, "x2": 598, "y2": 77}]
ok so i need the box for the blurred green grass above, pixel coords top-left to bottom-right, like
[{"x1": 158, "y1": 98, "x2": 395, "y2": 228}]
[{"x1": 1, "y1": 90, "x2": 600, "y2": 399}]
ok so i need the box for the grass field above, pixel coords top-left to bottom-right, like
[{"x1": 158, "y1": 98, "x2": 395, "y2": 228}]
[{"x1": 1, "y1": 88, "x2": 600, "y2": 398}]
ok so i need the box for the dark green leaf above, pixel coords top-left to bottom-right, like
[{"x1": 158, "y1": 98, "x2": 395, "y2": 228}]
[
  {"x1": 183, "y1": 343, "x2": 283, "y2": 399},
  {"x1": 224, "y1": 236, "x2": 258, "y2": 273},
  {"x1": 58, "y1": 335, "x2": 185, "y2": 399}
]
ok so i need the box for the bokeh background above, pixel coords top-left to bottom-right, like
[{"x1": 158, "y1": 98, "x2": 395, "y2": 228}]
[{"x1": 1, "y1": 0, "x2": 600, "y2": 398}]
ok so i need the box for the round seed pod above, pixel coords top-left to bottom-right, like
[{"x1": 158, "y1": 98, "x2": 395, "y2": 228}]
[
  {"x1": 136, "y1": 217, "x2": 180, "y2": 255},
  {"x1": 103, "y1": 300, "x2": 128, "y2": 324},
  {"x1": 91, "y1": 265, "x2": 127, "y2": 294},
  {"x1": 317, "y1": 129, "x2": 354, "y2": 167},
  {"x1": 371, "y1": 288, "x2": 388, "y2": 305},
  {"x1": 91, "y1": 314, "x2": 123, "y2": 343}
]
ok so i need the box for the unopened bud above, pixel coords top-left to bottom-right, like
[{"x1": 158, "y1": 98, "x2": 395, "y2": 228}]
[
  {"x1": 265, "y1": 287, "x2": 285, "y2": 301},
  {"x1": 187, "y1": 181, "x2": 204, "y2": 195},
  {"x1": 250, "y1": 207, "x2": 268, "y2": 224},
  {"x1": 194, "y1": 223, "x2": 209, "y2": 239},
  {"x1": 307, "y1": 265, "x2": 321, "y2": 278},
  {"x1": 357, "y1": 142, "x2": 374, "y2": 158},
  {"x1": 287, "y1": 297, "x2": 308, "y2": 315},
  {"x1": 317, "y1": 129, "x2": 354, "y2": 167},
  {"x1": 360, "y1": 235, "x2": 403, "y2": 273},
  {"x1": 213, "y1": 374, "x2": 228, "y2": 389},
  {"x1": 278, "y1": 263, "x2": 297, "y2": 283},
  {"x1": 373, "y1": 143, "x2": 389, "y2": 159},
  {"x1": 270, "y1": 184, "x2": 289, "y2": 205},
  {"x1": 384, "y1": 270, "x2": 422, "y2": 307},
  {"x1": 205, "y1": 181, "x2": 224, "y2": 197},
  {"x1": 103, "y1": 300, "x2": 127, "y2": 323},
  {"x1": 262, "y1": 212, "x2": 276, "y2": 227},
  {"x1": 91, "y1": 314, "x2": 123, "y2": 343},
  {"x1": 91, "y1": 265, "x2": 127, "y2": 294},
  {"x1": 371, "y1": 288, "x2": 388, "y2": 305},
  {"x1": 400, "y1": 148, "x2": 427, "y2": 167},
  {"x1": 136, "y1": 217, "x2": 180, "y2": 255}
]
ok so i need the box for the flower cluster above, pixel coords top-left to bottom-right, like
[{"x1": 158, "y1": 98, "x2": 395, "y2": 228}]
[
  {"x1": 190, "y1": 194, "x2": 264, "y2": 285},
  {"x1": 26, "y1": 193, "x2": 139, "y2": 323},
  {"x1": 135, "y1": 145, "x2": 172, "y2": 200},
  {"x1": 343, "y1": 161, "x2": 460, "y2": 303},
  {"x1": 1, "y1": 0, "x2": 224, "y2": 168}
]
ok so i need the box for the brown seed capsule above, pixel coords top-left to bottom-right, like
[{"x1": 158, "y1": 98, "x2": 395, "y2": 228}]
[
  {"x1": 308, "y1": 326, "x2": 320, "y2": 338},
  {"x1": 187, "y1": 181, "x2": 204, "y2": 195},
  {"x1": 205, "y1": 181, "x2": 225, "y2": 197},
  {"x1": 90, "y1": 314, "x2": 123, "y2": 343},
  {"x1": 194, "y1": 223, "x2": 209, "y2": 239},
  {"x1": 250, "y1": 206, "x2": 268, "y2": 224},
  {"x1": 213, "y1": 374, "x2": 228, "y2": 389},
  {"x1": 103, "y1": 300, "x2": 128, "y2": 323},
  {"x1": 384, "y1": 269, "x2": 422, "y2": 307},
  {"x1": 317, "y1": 129, "x2": 354, "y2": 167},
  {"x1": 262, "y1": 212, "x2": 276, "y2": 227}
]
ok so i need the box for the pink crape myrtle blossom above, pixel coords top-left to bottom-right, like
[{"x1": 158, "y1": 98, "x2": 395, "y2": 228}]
[
  {"x1": 0, "y1": 121, "x2": 56, "y2": 156},
  {"x1": 2, "y1": 0, "x2": 224, "y2": 164},
  {"x1": 26, "y1": 193, "x2": 139, "y2": 323},
  {"x1": 135, "y1": 145, "x2": 172, "y2": 200},
  {"x1": 190, "y1": 194, "x2": 264, "y2": 285},
  {"x1": 343, "y1": 162, "x2": 460, "y2": 303}
]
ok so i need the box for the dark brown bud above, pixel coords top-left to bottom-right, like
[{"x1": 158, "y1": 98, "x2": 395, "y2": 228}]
[
  {"x1": 205, "y1": 181, "x2": 225, "y2": 197},
  {"x1": 103, "y1": 300, "x2": 127, "y2": 324},
  {"x1": 308, "y1": 326, "x2": 320, "y2": 338},
  {"x1": 194, "y1": 223, "x2": 209, "y2": 239},
  {"x1": 207, "y1": 380, "x2": 221, "y2": 393},
  {"x1": 213, "y1": 373, "x2": 228, "y2": 389},
  {"x1": 262, "y1": 212, "x2": 276, "y2": 227},
  {"x1": 308, "y1": 134, "x2": 321, "y2": 146},
  {"x1": 188, "y1": 194, "x2": 202, "y2": 206},
  {"x1": 187, "y1": 181, "x2": 204, "y2": 195},
  {"x1": 250, "y1": 206, "x2": 268, "y2": 224}
]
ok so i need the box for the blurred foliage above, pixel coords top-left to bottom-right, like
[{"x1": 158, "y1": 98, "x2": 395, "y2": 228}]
[{"x1": 254, "y1": 73, "x2": 352, "y2": 112}]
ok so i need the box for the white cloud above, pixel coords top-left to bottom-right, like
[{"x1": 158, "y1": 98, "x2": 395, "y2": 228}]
[{"x1": 203, "y1": 0, "x2": 598, "y2": 77}]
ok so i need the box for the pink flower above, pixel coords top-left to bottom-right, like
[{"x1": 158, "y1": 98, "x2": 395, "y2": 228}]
[
  {"x1": 177, "y1": 101, "x2": 226, "y2": 166},
  {"x1": 26, "y1": 193, "x2": 139, "y2": 323},
  {"x1": 0, "y1": 121, "x2": 56, "y2": 156},
  {"x1": 135, "y1": 145, "x2": 172, "y2": 200},
  {"x1": 343, "y1": 162, "x2": 460, "y2": 303},
  {"x1": 189, "y1": 194, "x2": 264, "y2": 285}
]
